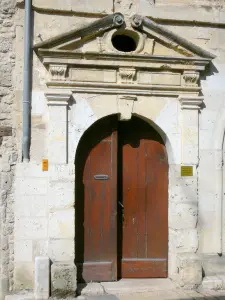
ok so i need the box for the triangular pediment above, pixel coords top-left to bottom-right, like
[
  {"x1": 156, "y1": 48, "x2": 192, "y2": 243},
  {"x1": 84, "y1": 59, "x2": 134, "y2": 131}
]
[
  {"x1": 35, "y1": 13, "x2": 216, "y2": 97},
  {"x1": 34, "y1": 13, "x2": 215, "y2": 60}
]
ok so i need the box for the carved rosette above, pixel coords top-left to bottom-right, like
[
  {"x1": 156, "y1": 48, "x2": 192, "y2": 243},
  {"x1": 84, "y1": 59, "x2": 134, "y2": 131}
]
[
  {"x1": 49, "y1": 64, "x2": 67, "y2": 81},
  {"x1": 119, "y1": 68, "x2": 136, "y2": 84},
  {"x1": 182, "y1": 71, "x2": 200, "y2": 86}
]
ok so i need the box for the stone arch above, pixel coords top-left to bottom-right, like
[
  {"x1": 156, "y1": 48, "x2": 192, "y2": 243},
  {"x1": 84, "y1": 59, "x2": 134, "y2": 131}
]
[
  {"x1": 74, "y1": 113, "x2": 170, "y2": 281},
  {"x1": 73, "y1": 110, "x2": 180, "y2": 280}
]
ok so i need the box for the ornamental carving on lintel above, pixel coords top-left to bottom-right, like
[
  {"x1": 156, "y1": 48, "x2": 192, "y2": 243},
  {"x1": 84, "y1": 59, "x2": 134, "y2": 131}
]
[
  {"x1": 49, "y1": 64, "x2": 67, "y2": 81},
  {"x1": 182, "y1": 71, "x2": 200, "y2": 86},
  {"x1": 119, "y1": 68, "x2": 136, "y2": 84}
]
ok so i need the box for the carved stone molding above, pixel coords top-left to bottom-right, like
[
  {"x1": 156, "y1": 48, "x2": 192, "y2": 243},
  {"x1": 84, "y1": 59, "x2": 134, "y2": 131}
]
[
  {"x1": 49, "y1": 64, "x2": 67, "y2": 81},
  {"x1": 119, "y1": 68, "x2": 136, "y2": 84},
  {"x1": 179, "y1": 95, "x2": 204, "y2": 110},
  {"x1": 182, "y1": 71, "x2": 200, "y2": 86},
  {"x1": 45, "y1": 91, "x2": 72, "y2": 106},
  {"x1": 117, "y1": 95, "x2": 137, "y2": 121}
]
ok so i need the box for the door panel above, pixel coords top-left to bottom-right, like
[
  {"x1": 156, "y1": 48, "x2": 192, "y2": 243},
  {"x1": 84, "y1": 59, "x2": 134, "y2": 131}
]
[
  {"x1": 76, "y1": 116, "x2": 168, "y2": 282},
  {"x1": 75, "y1": 116, "x2": 118, "y2": 282},
  {"x1": 121, "y1": 259, "x2": 167, "y2": 278},
  {"x1": 119, "y1": 117, "x2": 168, "y2": 278}
]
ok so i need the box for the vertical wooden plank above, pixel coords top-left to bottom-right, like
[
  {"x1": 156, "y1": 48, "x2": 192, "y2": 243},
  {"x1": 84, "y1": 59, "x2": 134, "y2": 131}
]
[
  {"x1": 76, "y1": 116, "x2": 118, "y2": 282},
  {"x1": 120, "y1": 117, "x2": 168, "y2": 278}
]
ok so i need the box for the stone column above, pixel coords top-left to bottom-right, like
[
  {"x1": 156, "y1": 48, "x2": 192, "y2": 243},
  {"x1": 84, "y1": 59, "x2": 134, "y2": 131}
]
[
  {"x1": 45, "y1": 91, "x2": 71, "y2": 164},
  {"x1": 174, "y1": 95, "x2": 204, "y2": 288}
]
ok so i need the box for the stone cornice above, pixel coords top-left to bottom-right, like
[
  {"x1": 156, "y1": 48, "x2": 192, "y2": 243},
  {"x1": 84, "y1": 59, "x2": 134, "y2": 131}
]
[
  {"x1": 39, "y1": 52, "x2": 210, "y2": 74},
  {"x1": 45, "y1": 91, "x2": 72, "y2": 106},
  {"x1": 131, "y1": 15, "x2": 215, "y2": 59},
  {"x1": 34, "y1": 13, "x2": 124, "y2": 50},
  {"x1": 179, "y1": 95, "x2": 204, "y2": 110},
  {"x1": 47, "y1": 82, "x2": 201, "y2": 97}
]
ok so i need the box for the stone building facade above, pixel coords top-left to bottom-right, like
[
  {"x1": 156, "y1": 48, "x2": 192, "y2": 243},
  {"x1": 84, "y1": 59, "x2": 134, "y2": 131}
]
[{"x1": 2, "y1": 0, "x2": 225, "y2": 298}]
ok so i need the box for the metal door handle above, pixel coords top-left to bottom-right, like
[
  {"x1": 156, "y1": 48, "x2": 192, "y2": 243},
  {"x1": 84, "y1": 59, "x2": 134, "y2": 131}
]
[{"x1": 118, "y1": 201, "x2": 124, "y2": 208}]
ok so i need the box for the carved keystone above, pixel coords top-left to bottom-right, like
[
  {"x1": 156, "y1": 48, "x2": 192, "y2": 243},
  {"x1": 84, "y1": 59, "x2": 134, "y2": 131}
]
[{"x1": 118, "y1": 95, "x2": 137, "y2": 121}]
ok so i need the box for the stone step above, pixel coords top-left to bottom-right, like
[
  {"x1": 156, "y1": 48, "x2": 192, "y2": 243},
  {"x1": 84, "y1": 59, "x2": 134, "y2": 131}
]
[{"x1": 201, "y1": 254, "x2": 225, "y2": 276}]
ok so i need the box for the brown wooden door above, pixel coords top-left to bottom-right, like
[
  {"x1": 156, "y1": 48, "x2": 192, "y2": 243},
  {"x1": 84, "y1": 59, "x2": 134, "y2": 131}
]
[
  {"x1": 76, "y1": 116, "x2": 118, "y2": 282},
  {"x1": 118, "y1": 117, "x2": 168, "y2": 278},
  {"x1": 76, "y1": 116, "x2": 168, "y2": 282}
]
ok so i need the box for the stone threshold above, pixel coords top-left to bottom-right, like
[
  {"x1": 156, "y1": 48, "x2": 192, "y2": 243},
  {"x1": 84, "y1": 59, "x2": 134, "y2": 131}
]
[{"x1": 78, "y1": 279, "x2": 178, "y2": 296}]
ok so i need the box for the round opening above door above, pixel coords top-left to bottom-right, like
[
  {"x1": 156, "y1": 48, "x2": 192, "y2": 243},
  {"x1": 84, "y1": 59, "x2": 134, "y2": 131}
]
[
  {"x1": 112, "y1": 34, "x2": 137, "y2": 52},
  {"x1": 111, "y1": 29, "x2": 140, "y2": 53}
]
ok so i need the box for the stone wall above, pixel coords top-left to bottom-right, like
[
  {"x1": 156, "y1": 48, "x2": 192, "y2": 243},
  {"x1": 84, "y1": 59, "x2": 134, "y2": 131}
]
[
  {"x1": 10, "y1": 0, "x2": 225, "y2": 294},
  {"x1": 0, "y1": 0, "x2": 16, "y2": 298}
]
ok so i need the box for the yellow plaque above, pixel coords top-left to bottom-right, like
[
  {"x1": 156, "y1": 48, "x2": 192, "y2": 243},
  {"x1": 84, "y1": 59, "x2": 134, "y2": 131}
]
[
  {"x1": 181, "y1": 166, "x2": 193, "y2": 177},
  {"x1": 42, "y1": 159, "x2": 48, "y2": 171}
]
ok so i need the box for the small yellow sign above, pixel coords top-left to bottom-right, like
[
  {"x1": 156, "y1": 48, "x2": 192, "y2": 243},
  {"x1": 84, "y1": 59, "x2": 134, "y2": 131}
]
[
  {"x1": 181, "y1": 166, "x2": 193, "y2": 177},
  {"x1": 42, "y1": 159, "x2": 48, "y2": 171}
]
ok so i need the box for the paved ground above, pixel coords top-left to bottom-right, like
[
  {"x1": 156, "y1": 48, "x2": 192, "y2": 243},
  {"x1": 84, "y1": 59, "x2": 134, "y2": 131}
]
[
  {"x1": 77, "y1": 279, "x2": 225, "y2": 300},
  {"x1": 83, "y1": 289, "x2": 225, "y2": 300}
]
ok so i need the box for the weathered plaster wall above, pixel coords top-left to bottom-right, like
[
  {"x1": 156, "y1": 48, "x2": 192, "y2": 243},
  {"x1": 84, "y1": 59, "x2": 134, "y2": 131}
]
[
  {"x1": 0, "y1": 0, "x2": 16, "y2": 298},
  {"x1": 12, "y1": 0, "x2": 225, "y2": 293}
]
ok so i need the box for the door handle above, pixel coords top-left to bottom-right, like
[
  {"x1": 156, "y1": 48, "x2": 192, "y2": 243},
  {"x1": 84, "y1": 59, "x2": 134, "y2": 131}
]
[{"x1": 118, "y1": 201, "x2": 124, "y2": 209}]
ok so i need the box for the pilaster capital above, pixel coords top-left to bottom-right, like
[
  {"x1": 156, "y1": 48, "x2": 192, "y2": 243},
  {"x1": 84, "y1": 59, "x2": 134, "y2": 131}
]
[
  {"x1": 45, "y1": 91, "x2": 72, "y2": 106},
  {"x1": 179, "y1": 95, "x2": 204, "y2": 110}
]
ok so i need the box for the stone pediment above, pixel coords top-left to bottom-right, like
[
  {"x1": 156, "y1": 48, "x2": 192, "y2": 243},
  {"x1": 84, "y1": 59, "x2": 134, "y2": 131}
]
[{"x1": 34, "y1": 13, "x2": 215, "y2": 96}]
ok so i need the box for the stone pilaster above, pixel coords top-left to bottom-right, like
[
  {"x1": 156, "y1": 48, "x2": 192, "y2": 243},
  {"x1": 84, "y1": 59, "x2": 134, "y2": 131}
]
[
  {"x1": 179, "y1": 95, "x2": 203, "y2": 165},
  {"x1": 45, "y1": 91, "x2": 72, "y2": 164},
  {"x1": 174, "y1": 95, "x2": 204, "y2": 287}
]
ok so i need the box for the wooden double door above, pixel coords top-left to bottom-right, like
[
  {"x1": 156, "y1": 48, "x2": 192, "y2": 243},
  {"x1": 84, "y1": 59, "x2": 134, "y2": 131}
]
[{"x1": 75, "y1": 116, "x2": 168, "y2": 282}]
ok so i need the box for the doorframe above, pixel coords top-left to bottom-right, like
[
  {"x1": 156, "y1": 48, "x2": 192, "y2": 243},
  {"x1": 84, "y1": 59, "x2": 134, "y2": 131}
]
[
  {"x1": 43, "y1": 90, "x2": 203, "y2": 289},
  {"x1": 74, "y1": 112, "x2": 176, "y2": 280}
]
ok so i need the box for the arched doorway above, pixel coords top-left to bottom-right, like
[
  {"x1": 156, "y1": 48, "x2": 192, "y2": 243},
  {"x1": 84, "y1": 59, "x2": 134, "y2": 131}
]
[{"x1": 75, "y1": 115, "x2": 168, "y2": 282}]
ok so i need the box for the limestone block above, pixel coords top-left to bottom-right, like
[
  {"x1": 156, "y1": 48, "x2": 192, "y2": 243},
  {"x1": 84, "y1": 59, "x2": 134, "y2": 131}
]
[
  {"x1": 78, "y1": 283, "x2": 104, "y2": 296},
  {"x1": 32, "y1": 0, "x2": 113, "y2": 13},
  {"x1": 201, "y1": 255, "x2": 225, "y2": 276},
  {"x1": 200, "y1": 109, "x2": 218, "y2": 131},
  {"x1": 169, "y1": 203, "x2": 197, "y2": 230},
  {"x1": 49, "y1": 209, "x2": 75, "y2": 239},
  {"x1": 169, "y1": 181, "x2": 198, "y2": 203},
  {"x1": 218, "y1": 275, "x2": 225, "y2": 289},
  {"x1": 117, "y1": 95, "x2": 137, "y2": 121},
  {"x1": 0, "y1": 172, "x2": 12, "y2": 191},
  {"x1": 0, "y1": 64, "x2": 11, "y2": 87},
  {"x1": 48, "y1": 239, "x2": 74, "y2": 262},
  {"x1": 177, "y1": 253, "x2": 202, "y2": 288},
  {"x1": 16, "y1": 178, "x2": 48, "y2": 195},
  {"x1": 15, "y1": 218, "x2": 48, "y2": 240},
  {"x1": 48, "y1": 164, "x2": 74, "y2": 181},
  {"x1": 14, "y1": 262, "x2": 34, "y2": 290},
  {"x1": 175, "y1": 229, "x2": 198, "y2": 253},
  {"x1": 34, "y1": 257, "x2": 50, "y2": 300},
  {"x1": 33, "y1": 240, "x2": 48, "y2": 260},
  {"x1": 182, "y1": 126, "x2": 198, "y2": 146},
  {"x1": 201, "y1": 276, "x2": 223, "y2": 290},
  {"x1": 14, "y1": 240, "x2": 32, "y2": 262},
  {"x1": 48, "y1": 180, "x2": 74, "y2": 211},
  {"x1": 51, "y1": 263, "x2": 76, "y2": 296},
  {"x1": 182, "y1": 144, "x2": 198, "y2": 165},
  {"x1": 0, "y1": 275, "x2": 8, "y2": 300},
  {"x1": 15, "y1": 195, "x2": 47, "y2": 217}
]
